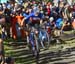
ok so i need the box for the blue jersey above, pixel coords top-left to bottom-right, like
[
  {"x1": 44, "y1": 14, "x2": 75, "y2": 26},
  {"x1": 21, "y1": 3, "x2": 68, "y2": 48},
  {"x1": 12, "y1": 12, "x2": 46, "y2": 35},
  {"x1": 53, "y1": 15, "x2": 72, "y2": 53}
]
[
  {"x1": 23, "y1": 12, "x2": 35, "y2": 24},
  {"x1": 38, "y1": 12, "x2": 44, "y2": 19}
]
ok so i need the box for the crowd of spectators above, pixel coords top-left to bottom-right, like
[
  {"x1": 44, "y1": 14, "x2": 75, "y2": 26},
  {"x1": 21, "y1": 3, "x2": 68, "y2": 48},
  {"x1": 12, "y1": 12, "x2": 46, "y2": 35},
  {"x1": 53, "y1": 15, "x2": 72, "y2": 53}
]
[{"x1": 0, "y1": 0, "x2": 74, "y2": 39}]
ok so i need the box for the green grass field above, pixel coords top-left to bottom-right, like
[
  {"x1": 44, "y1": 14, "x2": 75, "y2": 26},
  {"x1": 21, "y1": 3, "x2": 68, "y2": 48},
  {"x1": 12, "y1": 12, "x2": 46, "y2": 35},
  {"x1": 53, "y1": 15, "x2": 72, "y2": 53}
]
[
  {"x1": 4, "y1": 39, "x2": 75, "y2": 64},
  {"x1": 4, "y1": 31, "x2": 75, "y2": 64}
]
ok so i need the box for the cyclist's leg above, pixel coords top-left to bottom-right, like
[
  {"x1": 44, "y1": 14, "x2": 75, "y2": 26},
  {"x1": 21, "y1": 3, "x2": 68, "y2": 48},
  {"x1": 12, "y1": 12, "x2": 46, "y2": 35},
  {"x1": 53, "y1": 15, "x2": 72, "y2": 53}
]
[
  {"x1": 30, "y1": 40, "x2": 35, "y2": 51},
  {"x1": 40, "y1": 40, "x2": 45, "y2": 49}
]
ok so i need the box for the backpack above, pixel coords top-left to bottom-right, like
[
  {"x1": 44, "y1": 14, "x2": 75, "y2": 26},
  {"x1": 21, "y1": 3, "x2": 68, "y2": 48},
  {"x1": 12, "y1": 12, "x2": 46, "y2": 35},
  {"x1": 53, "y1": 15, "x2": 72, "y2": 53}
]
[{"x1": 56, "y1": 18, "x2": 63, "y2": 29}]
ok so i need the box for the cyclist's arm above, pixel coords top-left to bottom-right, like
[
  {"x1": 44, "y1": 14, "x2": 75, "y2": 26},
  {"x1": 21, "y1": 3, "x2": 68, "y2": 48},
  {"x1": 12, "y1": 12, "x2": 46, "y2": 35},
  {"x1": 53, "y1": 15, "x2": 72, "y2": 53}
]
[{"x1": 21, "y1": 17, "x2": 26, "y2": 26}]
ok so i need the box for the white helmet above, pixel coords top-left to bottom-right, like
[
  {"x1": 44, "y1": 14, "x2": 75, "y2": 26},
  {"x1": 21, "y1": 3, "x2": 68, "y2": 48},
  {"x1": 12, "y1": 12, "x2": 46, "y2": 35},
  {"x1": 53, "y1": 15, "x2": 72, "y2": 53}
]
[{"x1": 49, "y1": 17, "x2": 54, "y2": 22}]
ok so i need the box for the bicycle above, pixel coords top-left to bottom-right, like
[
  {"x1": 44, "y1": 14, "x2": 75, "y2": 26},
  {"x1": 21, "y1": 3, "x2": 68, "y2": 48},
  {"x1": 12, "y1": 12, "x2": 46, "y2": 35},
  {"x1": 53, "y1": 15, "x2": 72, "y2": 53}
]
[{"x1": 27, "y1": 27, "x2": 40, "y2": 63}]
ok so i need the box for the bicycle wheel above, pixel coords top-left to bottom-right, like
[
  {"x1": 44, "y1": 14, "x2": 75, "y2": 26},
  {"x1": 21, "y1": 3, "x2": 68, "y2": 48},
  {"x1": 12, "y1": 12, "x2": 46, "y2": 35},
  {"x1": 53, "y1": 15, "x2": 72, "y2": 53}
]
[
  {"x1": 42, "y1": 31, "x2": 51, "y2": 48},
  {"x1": 34, "y1": 34, "x2": 39, "y2": 52},
  {"x1": 46, "y1": 31, "x2": 51, "y2": 47}
]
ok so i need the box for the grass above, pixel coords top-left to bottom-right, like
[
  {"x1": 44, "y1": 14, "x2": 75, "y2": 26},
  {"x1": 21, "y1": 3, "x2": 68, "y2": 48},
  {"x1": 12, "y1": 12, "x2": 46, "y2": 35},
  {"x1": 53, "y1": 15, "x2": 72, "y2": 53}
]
[
  {"x1": 4, "y1": 39, "x2": 75, "y2": 64},
  {"x1": 3, "y1": 31, "x2": 75, "y2": 64}
]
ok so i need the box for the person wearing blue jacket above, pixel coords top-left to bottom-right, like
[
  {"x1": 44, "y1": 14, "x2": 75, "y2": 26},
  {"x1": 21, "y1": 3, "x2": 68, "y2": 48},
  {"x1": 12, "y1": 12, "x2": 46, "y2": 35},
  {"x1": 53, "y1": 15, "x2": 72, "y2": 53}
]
[
  {"x1": 55, "y1": 18, "x2": 63, "y2": 29},
  {"x1": 22, "y1": 10, "x2": 35, "y2": 24}
]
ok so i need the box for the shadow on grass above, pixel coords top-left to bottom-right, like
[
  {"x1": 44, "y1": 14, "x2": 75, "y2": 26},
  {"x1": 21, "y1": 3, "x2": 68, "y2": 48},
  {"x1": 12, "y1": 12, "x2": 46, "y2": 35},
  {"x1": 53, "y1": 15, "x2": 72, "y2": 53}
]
[
  {"x1": 4, "y1": 37, "x2": 75, "y2": 64},
  {"x1": 6, "y1": 45, "x2": 75, "y2": 64},
  {"x1": 39, "y1": 47, "x2": 75, "y2": 64}
]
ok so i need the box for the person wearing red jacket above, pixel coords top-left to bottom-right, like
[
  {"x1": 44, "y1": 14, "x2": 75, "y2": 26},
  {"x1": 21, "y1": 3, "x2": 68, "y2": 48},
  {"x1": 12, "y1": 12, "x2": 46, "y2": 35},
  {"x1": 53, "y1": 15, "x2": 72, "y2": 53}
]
[
  {"x1": 10, "y1": 13, "x2": 17, "y2": 39},
  {"x1": 46, "y1": 5, "x2": 51, "y2": 17}
]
